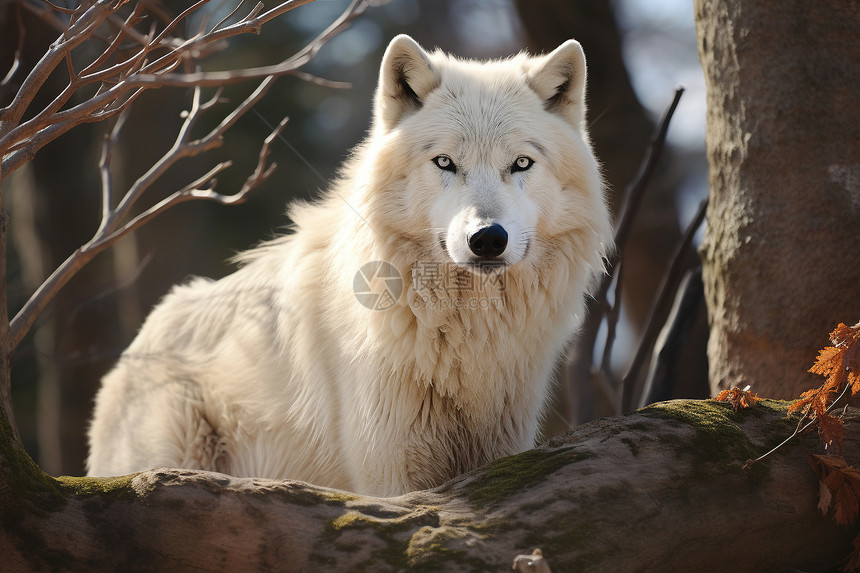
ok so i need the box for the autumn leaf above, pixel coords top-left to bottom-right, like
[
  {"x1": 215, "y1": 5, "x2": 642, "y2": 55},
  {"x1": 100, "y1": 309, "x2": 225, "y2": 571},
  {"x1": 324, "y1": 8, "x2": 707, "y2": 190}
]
[
  {"x1": 715, "y1": 385, "x2": 759, "y2": 412},
  {"x1": 819, "y1": 413, "x2": 846, "y2": 455},
  {"x1": 787, "y1": 323, "x2": 860, "y2": 448},
  {"x1": 808, "y1": 322, "x2": 860, "y2": 395},
  {"x1": 763, "y1": 323, "x2": 860, "y2": 571},
  {"x1": 789, "y1": 386, "x2": 830, "y2": 417},
  {"x1": 808, "y1": 453, "x2": 860, "y2": 526}
]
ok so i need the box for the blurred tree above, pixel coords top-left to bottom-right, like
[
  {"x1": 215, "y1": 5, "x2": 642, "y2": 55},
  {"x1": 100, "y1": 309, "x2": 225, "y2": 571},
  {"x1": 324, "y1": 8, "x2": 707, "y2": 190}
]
[{"x1": 696, "y1": 0, "x2": 860, "y2": 397}]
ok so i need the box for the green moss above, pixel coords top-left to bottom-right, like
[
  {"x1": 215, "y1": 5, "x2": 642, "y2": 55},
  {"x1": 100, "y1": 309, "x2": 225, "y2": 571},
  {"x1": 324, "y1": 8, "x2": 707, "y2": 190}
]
[
  {"x1": 329, "y1": 511, "x2": 374, "y2": 532},
  {"x1": 315, "y1": 506, "x2": 445, "y2": 570},
  {"x1": 465, "y1": 448, "x2": 594, "y2": 508},
  {"x1": 317, "y1": 490, "x2": 359, "y2": 505},
  {"x1": 0, "y1": 411, "x2": 66, "y2": 514},
  {"x1": 406, "y1": 525, "x2": 484, "y2": 571},
  {"x1": 56, "y1": 474, "x2": 138, "y2": 500},
  {"x1": 640, "y1": 399, "x2": 769, "y2": 479}
]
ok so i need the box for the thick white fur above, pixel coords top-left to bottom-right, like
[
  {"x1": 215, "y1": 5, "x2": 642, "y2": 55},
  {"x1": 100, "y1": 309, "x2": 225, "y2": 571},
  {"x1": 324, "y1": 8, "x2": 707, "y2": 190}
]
[{"x1": 87, "y1": 35, "x2": 612, "y2": 496}]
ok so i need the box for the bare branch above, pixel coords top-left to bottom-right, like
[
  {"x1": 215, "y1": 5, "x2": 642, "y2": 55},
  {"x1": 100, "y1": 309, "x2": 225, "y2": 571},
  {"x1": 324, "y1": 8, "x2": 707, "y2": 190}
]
[
  {"x1": 94, "y1": 113, "x2": 287, "y2": 251},
  {"x1": 564, "y1": 88, "x2": 685, "y2": 421},
  {"x1": 619, "y1": 197, "x2": 708, "y2": 412},
  {"x1": 93, "y1": 161, "x2": 234, "y2": 250},
  {"x1": 2, "y1": 0, "x2": 362, "y2": 179},
  {"x1": 209, "y1": 0, "x2": 249, "y2": 35},
  {"x1": 742, "y1": 381, "x2": 854, "y2": 470},
  {"x1": 131, "y1": 0, "x2": 369, "y2": 87},
  {"x1": 0, "y1": 0, "x2": 112, "y2": 133},
  {"x1": 1, "y1": 85, "x2": 144, "y2": 178},
  {"x1": 97, "y1": 106, "x2": 131, "y2": 232},
  {"x1": 5, "y1": 0, "x2": 376, "y2": 350},
  {"x1": 199, "y1": 74, "x2": 276, "y2": 142},
  {"x1": 130, "y1": 63, "x2": 352, "y2": 88},
  {"x1": 80, "y1": 7, "x2": 145, "y2": 77},
  {"x1": 238, "y1": 115, "x2": 288, "y2": 194}
]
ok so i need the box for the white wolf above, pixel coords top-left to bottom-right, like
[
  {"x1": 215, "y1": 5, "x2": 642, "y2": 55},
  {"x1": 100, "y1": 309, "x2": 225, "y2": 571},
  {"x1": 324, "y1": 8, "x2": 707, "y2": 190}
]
[{"x1": 87, "y1": 35, "x2": 612, "y2": 496}]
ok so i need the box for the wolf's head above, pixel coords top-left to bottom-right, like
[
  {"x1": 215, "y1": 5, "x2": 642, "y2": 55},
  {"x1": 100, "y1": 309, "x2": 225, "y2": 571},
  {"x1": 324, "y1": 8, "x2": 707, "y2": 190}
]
[{"x1": 359, "y1": 35, "x2": 610, "y2": 305}]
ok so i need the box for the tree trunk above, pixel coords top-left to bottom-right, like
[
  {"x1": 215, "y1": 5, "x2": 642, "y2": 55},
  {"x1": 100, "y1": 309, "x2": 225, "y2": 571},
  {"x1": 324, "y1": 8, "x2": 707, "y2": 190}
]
[
  {"x1": 1, "y1": 399, "x2": 855, "y2": 572},
  {"x1": 695, "y1": 0, "x2": 860, "y2": 398}
]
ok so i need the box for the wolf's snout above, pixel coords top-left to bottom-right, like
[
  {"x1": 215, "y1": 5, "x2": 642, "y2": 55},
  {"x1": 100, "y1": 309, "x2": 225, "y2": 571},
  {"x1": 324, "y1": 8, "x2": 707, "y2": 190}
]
[{"x1": 468, "y1": 224, "x2": 508, "y2": 258}]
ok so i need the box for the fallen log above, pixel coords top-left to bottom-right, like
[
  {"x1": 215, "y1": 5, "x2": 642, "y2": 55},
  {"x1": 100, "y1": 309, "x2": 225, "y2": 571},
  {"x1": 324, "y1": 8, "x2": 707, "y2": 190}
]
[{"x1": 1, "y1": 400, "x2": 855, "y2": 571}]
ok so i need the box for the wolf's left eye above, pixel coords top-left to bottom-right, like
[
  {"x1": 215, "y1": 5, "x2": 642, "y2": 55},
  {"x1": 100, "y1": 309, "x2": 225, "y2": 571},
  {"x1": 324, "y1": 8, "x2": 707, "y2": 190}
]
[
  {"x1": 511, "y1": 156, "x2": 534, "y2": 173},
  {"x1": 433, "y1": 155, "x2": 457, "y2": 173}
]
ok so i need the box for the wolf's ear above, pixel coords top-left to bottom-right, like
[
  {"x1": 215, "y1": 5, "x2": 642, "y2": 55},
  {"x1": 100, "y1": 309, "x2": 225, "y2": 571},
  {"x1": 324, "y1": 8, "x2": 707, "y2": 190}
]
[
  {"x1": 526, "y1": 40, "x2": 587, "y2": 127},
  {"x1": 376, "y1": 35, "x2": 440, "y2": 131}
]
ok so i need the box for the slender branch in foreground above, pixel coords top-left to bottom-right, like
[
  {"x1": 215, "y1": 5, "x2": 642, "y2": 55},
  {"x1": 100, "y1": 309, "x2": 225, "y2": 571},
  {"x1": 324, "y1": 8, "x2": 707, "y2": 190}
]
[{"x1": 743, "y1": 382, "x2": 854, "y2": 470}]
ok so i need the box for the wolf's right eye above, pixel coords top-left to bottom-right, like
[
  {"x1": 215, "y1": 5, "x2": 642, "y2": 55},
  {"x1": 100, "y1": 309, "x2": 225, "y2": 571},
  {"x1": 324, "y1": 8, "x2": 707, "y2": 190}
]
[
  {"x1": 433, "y1": 155, "x2": 457, "y2": 173},
  {"x1": 511, "y1": 156, "x2": 535, "y2": 173}
]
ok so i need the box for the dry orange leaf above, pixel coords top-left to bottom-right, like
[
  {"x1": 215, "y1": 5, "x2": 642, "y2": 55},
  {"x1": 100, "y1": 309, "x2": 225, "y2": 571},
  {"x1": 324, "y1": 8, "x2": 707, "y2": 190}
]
[
  {"x1": 808, "y1": 453, "x2": 860, "y2": 526},
  {"x1": 715, "y1": 386, "x2": 759, "y2": 412},
  {"x1": 789, "y1": 323, "x2": 860, "y2": 441},
  {"x1": 809, "y1": 322, "x2": 860, "y2": 394},
  {"x1": 792, "y1": 324, "x2": 860, "y2": 570},
  {"x1": 819, "y1": 413, "x2": 846, "y2": 455}
]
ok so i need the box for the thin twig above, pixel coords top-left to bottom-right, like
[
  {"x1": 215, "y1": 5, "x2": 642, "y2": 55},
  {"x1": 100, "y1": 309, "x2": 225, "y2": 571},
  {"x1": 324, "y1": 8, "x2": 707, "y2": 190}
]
[
  {"x1": 582, "y1": 88, "x2": 685, "y2": 337},
  {"x1": 567, "y1": 88, "x2": 685, "y2": 422},
  {"x1": 619, "y1": 197, "x2": 708, "y2": 412},
  {"x1": 209, "y1": 0, "x2": 248, "y2": 34},
  {"x1": 1, "y1": 1, "x2": 109, "y2": 134},
  {"x1": 1, "y1": 0, "x2": 361, "y2": 182},
  {"x1": 132, "y1": 0, "x2": 368, "y2": 87},
  {"x1": 613, "y1": 87, "x2": 685, "y2": 256},
  {"x1": 93, "y1": 116, "x2": 286, "y2": 250},
  {"x1": 97, "y1": 106, "x2": 131, "y2": 233},
  {"x1": 17, "y1": 0, "x2": 72, "y2": 34},
  {"x1": 742, "y1": 382, "x2": 855, "y2": 470}
]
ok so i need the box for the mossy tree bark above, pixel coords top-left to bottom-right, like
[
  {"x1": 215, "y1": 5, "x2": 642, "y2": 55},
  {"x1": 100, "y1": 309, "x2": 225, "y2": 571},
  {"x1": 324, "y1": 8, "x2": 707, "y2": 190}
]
[
  {"x1": 695, "y1": 0, "x2": 860, "y2": 398},
  {"x1": 1, "y1": 400, "x2": 856, "y2": 572}
]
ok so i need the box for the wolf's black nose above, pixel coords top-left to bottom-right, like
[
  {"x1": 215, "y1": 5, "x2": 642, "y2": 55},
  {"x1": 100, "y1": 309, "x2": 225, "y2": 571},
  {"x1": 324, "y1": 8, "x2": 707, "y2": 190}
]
[{"x1": 468, "y1": 224, "x2": 508, "y2": 258}]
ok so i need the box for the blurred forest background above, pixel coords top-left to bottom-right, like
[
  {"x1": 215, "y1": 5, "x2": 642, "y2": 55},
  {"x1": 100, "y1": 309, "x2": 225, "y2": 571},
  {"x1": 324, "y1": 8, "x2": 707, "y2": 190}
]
[{"x1": 0, "y1": 0, "x2": 711, "y2": 476}]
